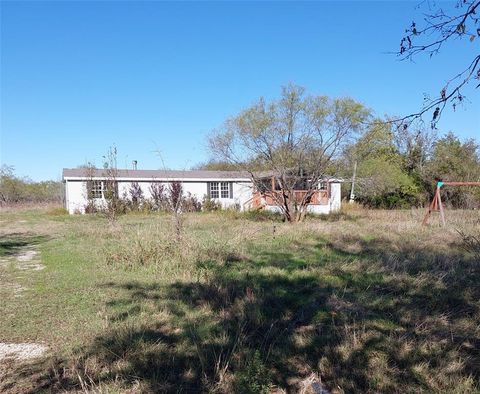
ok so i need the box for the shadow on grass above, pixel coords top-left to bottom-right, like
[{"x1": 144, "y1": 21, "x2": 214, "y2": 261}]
[
  {"x1": 6, "y1": 235, "x2": 480, "y2": 393},
  {"x1": 0, "y1": 357, "x2": 71, "y2": 394},
  {"x1": 227, "y1": 209, "x2": 361, "y2": 223},
  {"x1": 307, "y1": 211, "x2": 361, "y2": 222},
  {"x1": 0, "y1": 233, "x2": 50, "y2": 257}
]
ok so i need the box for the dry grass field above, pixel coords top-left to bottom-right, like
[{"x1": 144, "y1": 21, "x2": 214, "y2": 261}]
[{"x1": 0, "y1": 206, "x2": 479, "y2": 393}]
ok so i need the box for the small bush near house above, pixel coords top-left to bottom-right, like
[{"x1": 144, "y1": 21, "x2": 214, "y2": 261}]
[
  {"x1": 149, "y1": 182, "x2": 168, "y2": 211},
  {"x1": 183, "y1": 192, "x2": 202, "y2": 212},
  {"x1": 168, "y1": 181, "x2": 184, "y2": 213},
  {"x1": 202, "y1": 194, "x2": 222, "y2": 211},
  {"x1": 84, "y1": 200, "x2": 98, "y2": 214},
  {"x1": 127, "y1": 182, "x2": 145, "y2": 210}
]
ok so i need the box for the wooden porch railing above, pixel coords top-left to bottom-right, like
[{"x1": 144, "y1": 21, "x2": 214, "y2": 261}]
[{"x1": 245, "y1": 190, "x2": 329, "y2": 210}]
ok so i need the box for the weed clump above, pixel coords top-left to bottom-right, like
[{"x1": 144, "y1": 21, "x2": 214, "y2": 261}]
[
  {"x1": 458, "y1": 229, "x2": 480, "y2": 262},
  {"x1": 239, "y1": 210, "x2": 283, "y2": 222},
  {"x1": 46, "y1": 207, "x2": 68, "y2": 216},
  {"x1": 234, "y1": 350, "x2": 272, "y2": 394},
  {"x1": 102, "y1": 222, "x2": 245, "y2": 276}
]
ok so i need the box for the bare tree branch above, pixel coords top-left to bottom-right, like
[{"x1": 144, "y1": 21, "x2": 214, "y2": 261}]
[
  {"x1": 393, "y1": 1, "x2": 480, "y2": 128},
  {"x1": 208, "y1": 85, "x2": 369, "y2": 222}
]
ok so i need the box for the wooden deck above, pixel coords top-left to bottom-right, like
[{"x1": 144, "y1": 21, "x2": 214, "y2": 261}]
[{"x1": 248, "y1": 190, "x2": 329, "y2": 210}]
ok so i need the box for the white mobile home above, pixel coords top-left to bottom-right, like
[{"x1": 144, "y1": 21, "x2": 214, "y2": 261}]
[{"x1": 62, "y1": 168, "x2": 342, "y2": 215}]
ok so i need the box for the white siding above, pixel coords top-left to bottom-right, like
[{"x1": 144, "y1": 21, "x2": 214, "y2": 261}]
[
  {"x1": 233, "y1": 182, "x2": 253, "y2": 210},
  {"x1": 65, "y1": 179, "x2": 254, "y2": 214},
  {"x1": 307, "y1": 204, "x2": 334, "y2": 214},
  {"x1": 329, "y1": 182, "x2": 341, "y2": 212},
  {"x1": 65, "y1": 178, "x2": 341, "y2": 215},
  {"x1": 266, "y1": 204, "x2": 332, "y2": 215},
  {"x1": 65, "y1": 181, "x2": 86, "y2": 214}
]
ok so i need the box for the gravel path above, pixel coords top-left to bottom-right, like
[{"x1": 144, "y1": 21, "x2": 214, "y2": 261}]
[{"x1": 0, "y1": 342, "x2": 48, "y2": 361}]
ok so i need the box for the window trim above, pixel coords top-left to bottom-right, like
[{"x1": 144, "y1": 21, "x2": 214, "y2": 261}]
[{"x1": 208, "y1": 181, "x2": 233, "y2": 199}]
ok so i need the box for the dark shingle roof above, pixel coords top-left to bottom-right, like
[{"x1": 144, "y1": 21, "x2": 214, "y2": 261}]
[{"x1": 62, "y1": 168, "x2": 251, "y2": 180}]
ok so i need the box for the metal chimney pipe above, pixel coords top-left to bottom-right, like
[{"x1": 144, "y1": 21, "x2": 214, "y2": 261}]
[{"x1": 133, "y1": 160, "x2": 137, "y2": 170}]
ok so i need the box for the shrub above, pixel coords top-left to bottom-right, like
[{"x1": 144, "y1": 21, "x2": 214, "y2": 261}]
[
  {"x1": 149, "y1": 182, "x2": 168, "y2": 211},
  {"x1": 169, "y1": 181, "x2": 183, "y2": 213},
  {"x1": 183, "y1": 192, "x2": 202, "y2": 212},
  {"x1": 202, "y1": 195, "x2": 222, "y2": 212},
  {"x1": 84, "y1": 193, "x2": 128, "y2": 216},
  {"x1": 110, "y1": 193, "x2": 128, "y2": 215},
  {"x1": 128, "y1": 182, "x2": 144, "y2": 210},
  {"x1": 357, "y1": 191, "x2": 422, "y2": 209},
  {"x1": 84, "y1": 202, "x2": 95, "y2": 214},
  {"x1": 138, "y1": 199, "x2": 155, "y2": 213}
]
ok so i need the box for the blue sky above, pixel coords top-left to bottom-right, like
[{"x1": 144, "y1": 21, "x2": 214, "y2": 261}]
[{"x1": 1, "y1": 1, "x2": 479, "y2": 181}]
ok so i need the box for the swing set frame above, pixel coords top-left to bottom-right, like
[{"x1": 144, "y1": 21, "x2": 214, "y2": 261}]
[{"x1": 422, "y1": 181, "x2": 480, "y2": 226}]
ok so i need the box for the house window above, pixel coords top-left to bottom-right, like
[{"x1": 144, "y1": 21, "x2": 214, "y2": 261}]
[
  {"x1": 221, "y1": 182, "x2": 230, "y2": 198},
  {"x1": 209, "y1": 182, "x2": 232, "y2": 199},
  {"x1": 209, "y1": 182, "x2": 219, "y2": 198},
  {"x1": 87, "y1": 180, "x2": 118, "y2": 199},
  {"x1": 89, "y1": 180, "x2": 103, "y2": 199},
  {"x1": 319, "y1": 182, "x2": 328, "y2": 191}
]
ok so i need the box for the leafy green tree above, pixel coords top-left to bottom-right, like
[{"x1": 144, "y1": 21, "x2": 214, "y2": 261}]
[
  {"x1": 425, "y1": 132, "x2": 480, "y2": 207},
  {"x1": 356, "y1": 157, "x2": 420, "y2": 208},
  {"x1": 348, "y1": 120, "x2": 397, "y2": 160},
  {"x1": 345, "y1": 122, "x2": 422, "y2": 208}
]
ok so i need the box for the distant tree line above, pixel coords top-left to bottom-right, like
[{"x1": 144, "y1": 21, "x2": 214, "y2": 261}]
[
  {"x1": 339, "y1": 127, "x2": 480, "y2": 209},
  {"x1": 0, "y1": 165, "x2": 64, "y2": 205}
]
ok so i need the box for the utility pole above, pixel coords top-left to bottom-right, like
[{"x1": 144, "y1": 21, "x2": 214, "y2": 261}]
[{"x1": 349, "y1": 161, "x2": 357, "y2": 204}]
